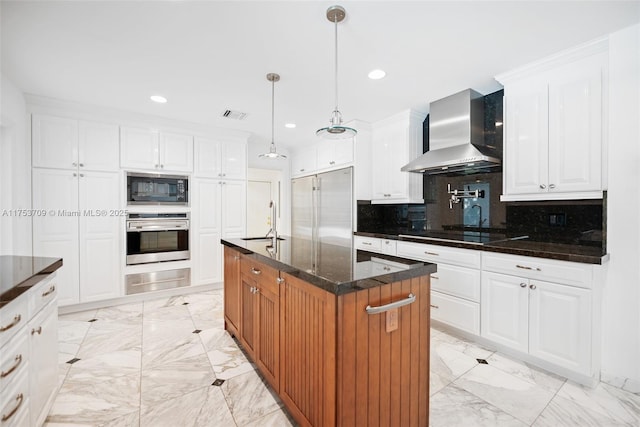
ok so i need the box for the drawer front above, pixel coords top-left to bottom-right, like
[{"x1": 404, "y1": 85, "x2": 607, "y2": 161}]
[
  {"x1": 482, "y1": 252, "x2": 592, "y2": 289},
  {"x1": 28, "y1": 273, "x2": 58, "y2": 318},
  {"x1": 354, "y1": 236, "x2": 382, "y2": 253},
  {"x1": 430, "y1": 291, "x2": 480, "y2": 335},
  {"x1": 0, "y1": 333, "x2": 28, "y2": 393},
  {"x1": 397, "y1": 241, "x2": 481, "y2": 269},
  {"x1": 0, "y1": 369, "x2": 29, "y2": 427},
  {"x1": 430, "y1": 264, "x2": 480, "y2": 303},
  {"x1": 241, "y1": 257, "x2": 279, "y2": 295},
  {"x1": 380, "y1": 239, "x2": 397, "y2": 256},
  {"x1": 0, "y1": 296, "x2": 28, "y2": 349}
]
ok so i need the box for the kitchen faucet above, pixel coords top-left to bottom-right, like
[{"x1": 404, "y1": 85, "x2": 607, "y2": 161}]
[{"x1": 265, "y1": 200, "x2": 278, "y2": 244}]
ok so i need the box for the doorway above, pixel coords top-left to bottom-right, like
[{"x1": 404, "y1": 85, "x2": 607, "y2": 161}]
[{"x1": 247, "y1": 169, "x2": 283, "y2": 237}]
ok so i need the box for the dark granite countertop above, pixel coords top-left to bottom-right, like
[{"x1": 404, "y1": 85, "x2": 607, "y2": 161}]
[
  {"x1": 354, "y1": 231, "x2": 608, "y2": 265},
  {"x1": 0, "y1": 256, "x2": 63, "y2": 308},
  {"x1": 221, "y1": 236, "x2": 436, "y2": 295}
]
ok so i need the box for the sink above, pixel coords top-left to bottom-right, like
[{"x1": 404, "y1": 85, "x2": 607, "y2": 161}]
[{"x1": 241, "y1": 237, "x2": 285, "y2": 242}]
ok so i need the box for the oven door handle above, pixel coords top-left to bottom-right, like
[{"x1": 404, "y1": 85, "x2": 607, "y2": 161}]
[{"x1": 127, "y1": 221, "x2": 189, "y2": 231}]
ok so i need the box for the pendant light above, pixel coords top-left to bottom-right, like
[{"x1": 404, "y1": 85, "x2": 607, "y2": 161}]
[
  {"x1": 316, "y1": 5, "x2": 357, "y2": 139},
  {"x1": 259, "y1": 73, "x2": 287, "y2": 159}
]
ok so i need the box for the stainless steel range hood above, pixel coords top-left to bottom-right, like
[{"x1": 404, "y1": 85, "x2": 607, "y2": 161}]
[{"x1": 401, "y1": 89, "x2": 502, "y2": 175}]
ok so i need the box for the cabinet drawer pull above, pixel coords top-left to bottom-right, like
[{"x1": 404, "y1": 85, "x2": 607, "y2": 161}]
[
  {"x1": 31, "y1": 326, "x2": 42, "y2": 335},
  {"x1": 430, "y1": 304, "x2": 439, "y2": 309},
  {"x1": 362, "y1": 242, "x2": 372, "y2": 246},
  {"x1": 0, "y1": 354, "x2": 23, "y2": 379},
  {"x1": 424, "y1": 251, "x2": 439, "y2": 256},
  {"x1": 251, "y1": 268, "x2": 261, "y2": 275},
  {"x1": 42, "y1": 285, "x2": 56, "y2": 297},
  {"x1": 516, "y1": 264, "x2": 541, "y2": 271},
  {"x1": 0, "y1": 314, "x2": 21, "y2": 332},
  {"x1": 366, "y1": 293, "x2": 415, "y2": 315},
  {"x1": 1, "y1": 393, "x2": 23, "y2": 422},
  {"x1": 430, "y1": 275, "x2": 439, "y2": 280}
]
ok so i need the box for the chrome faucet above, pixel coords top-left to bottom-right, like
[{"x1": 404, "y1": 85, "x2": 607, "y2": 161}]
[{"x1": 265, "y1": 200, "x2": 278, "y2": 244}]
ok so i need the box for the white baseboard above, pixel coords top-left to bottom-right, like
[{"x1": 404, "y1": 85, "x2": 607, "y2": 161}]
[
  {"x1": 58, "y1": 282, "x2": 223, "y2": 314},
  {"x1": 600, "y1": 371, "x2": 640, "y2": 394}
]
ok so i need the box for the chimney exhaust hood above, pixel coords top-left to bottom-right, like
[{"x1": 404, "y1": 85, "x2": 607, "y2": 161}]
[{"x1": 401, "y1": 89, "x2": 502, "y2": 175}]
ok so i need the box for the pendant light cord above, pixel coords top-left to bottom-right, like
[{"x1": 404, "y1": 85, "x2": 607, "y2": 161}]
[
  {"x1": 334, "y1": 14, "x2": 339, "y2": 112},
  {"x1": 271, "y1": 78, "x2": 275, "y2": 146}
]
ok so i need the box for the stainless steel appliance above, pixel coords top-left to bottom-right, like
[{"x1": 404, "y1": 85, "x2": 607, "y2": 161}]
[
  {"x1": 126, "y1": 213, "x2": 190, "y2": 265},
  {"x1": 125, "y1": 268, "x2": 190, "y2": 295},
  {"x1": 291, "y1": 167, "x2": 353, "y2": 247},
  {"x1": 401, "y1": 88, "x2": 503, "y2": 175},
  {"x1": 126, "y1": 172, "x2": 188, "y2": 205}
]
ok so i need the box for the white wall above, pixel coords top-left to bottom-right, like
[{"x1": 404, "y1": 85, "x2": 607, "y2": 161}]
[
  {"x1": 601, "y1": 23, "x2": 640, "y2": 393},
  {"x1": 0, "y1": 73, "x2": 31, "y2": 256},
  {"x1": 247, "y1": 168, "x2": 289, "y2": 236}
]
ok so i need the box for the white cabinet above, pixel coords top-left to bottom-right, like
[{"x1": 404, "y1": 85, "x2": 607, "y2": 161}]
[
  {"x1": 354, "y1": 236, "x2": 397, "y2": 255},
  {"x1": 498, "y1": 40, "x2": 607, "y2": 201},
  {"x1": 32, "y1": 168, "x2": 120, "y2": 306},
  {"x1": 481, "y1": 252, "x2": 594, "y2": 375},
  {"x1": 191, "y1": 178, "x2": 246, "y2": 286},
  {"x1": 120, "y1": 127, "x2": 193, "y2": 172},
  {"x1": 291, "y1": 146, "x2": 317, "y2": 177},
  {"x1": 32, "y1": 115, "x2": 119, "y2": 172},
  {"x1": 194, "y1": 137, "x2": 246, "y2": 179},
  {"x1": 315, "y1": 139, "x2": 353, "y2": 171},
  {"x1": 28, "y1": 299, "x2": 58, "y2": 427},
  {"x1": 396, "y1": 240, "x2": 481, "y2": 334},
  {"x1": 371, "y1": 110, "x2": 425, "y2": 203}
]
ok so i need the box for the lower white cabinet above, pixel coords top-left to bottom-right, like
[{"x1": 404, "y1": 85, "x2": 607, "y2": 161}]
[
  {"x1": 481, "y1": 270, "x2": 592, "y2": 375},
  {"x1": 0, "y1": 273, "x2": 58, "y2": 427}
]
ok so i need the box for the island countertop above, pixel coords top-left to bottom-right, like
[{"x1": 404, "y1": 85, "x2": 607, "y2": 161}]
[
  {"x1": 0, "y1": 255, "x2": 63, "y2": 308},
  {"x1": 221, "y1": 236, "x2": 436, "y2": 295}
]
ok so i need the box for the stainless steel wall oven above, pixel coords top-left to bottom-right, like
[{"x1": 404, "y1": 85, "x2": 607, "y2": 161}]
[{"x1": 126, "y1": 213, "x2": 190, "y2": 265}]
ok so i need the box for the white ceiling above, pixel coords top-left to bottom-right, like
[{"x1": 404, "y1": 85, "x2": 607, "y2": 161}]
[{"x1": 2, "y1": 1, "x2": 639, "y2": 151}]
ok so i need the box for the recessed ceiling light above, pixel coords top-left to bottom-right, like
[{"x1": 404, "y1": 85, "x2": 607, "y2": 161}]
[
  {"x1": 368, "y1": 69, "x2": 386, "y2": 80},
  {"x1": 285, "y1": 123, "x2": 296, "y2": 129},
  {"x1": 150, "y1": 95, "x2": 167, "y2": 103}
]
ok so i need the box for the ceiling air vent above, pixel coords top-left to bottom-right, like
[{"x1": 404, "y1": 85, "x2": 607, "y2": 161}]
[{"x1": 221, "y1": 110, "x2": 248, "y2": 120}]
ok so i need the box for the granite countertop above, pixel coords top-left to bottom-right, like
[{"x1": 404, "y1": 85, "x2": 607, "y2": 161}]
[
  {"x1": 221, "y1": 236, "x2": 436, "y2": 295},
  {"x1": 0, "y1": 256, "x2": 63, "y2": 307},
  {"x1": 355, "y1": 231, "x2": 608, "y2": 265}
]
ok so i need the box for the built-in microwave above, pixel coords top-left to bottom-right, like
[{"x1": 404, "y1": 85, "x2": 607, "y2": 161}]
[{"x1": 126, "y1": 172, "x2": 188, "y2": 205}]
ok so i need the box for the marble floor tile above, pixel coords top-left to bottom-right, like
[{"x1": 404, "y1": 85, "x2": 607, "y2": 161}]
[
  {"x1": 58, "y1": 309, "x2": 98, "y2": 322},
  {"x1": 430, "y1": 334, "x2": 484, "y2": 384},
  {"x1": 47, "y1": 373, "x2": 140, "y2": 424},
  {"x1": 140, "y1": 385, "x2": 236, "y2": 427},
  {"x1": 551, "y1": 380, "x2": 640, "y2": 425},
  {"x1": 455, "y1": 363, "x2": 556, "y2": 425},
  {"x1": 140, "y1": 353, "x2": 214, "y2": 406},
  {"x1": 99, "y1": 411, "x2": 139, "y2": 427},
  {"x1": 95, "y1": 302, "x2": 143, "y2": 321},
  {"x1": 242, "y1": 408, "x2": 296, "y2": 427},
  {"x1": 142, "y1": 332, "x2": 206, "y2": 369},
  {"x1": 430, "y1": 384, "x2": 527, "y2": 427},
  {"x1": 143, "y1": 295, "x2": 186, "y2": 312},
  {"x1": 487, "y1": 352, "x2": 566, "y2": 393},
  {"x1": 63, "y1": 349, "x2": 141, "y2": 388},
  {"x1": 57, "y1": 320, "x2": 92, "y2": 345},
  {"x1": 222, "y1": 370, "x2": 282, "y2": 426},
  {"x1": 206, "y1": 342, "x2": 255, "y2": 381},
  {"x1": 77, "y1": 318, "x2": 142, "y2": 359},
  {"x1": 142, "y1": 304, "x2": 192, "y2": 322},
  {"x1": 533, "y1": 394, "x2": 631, "y2": 426}
]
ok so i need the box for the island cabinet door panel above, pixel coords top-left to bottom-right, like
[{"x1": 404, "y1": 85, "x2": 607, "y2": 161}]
[
  {"x1": 279, "y1": 273, "x2": 337, "y2": 427},
  {"x1": 223, "y1": 247, "x2": 241, "y2": 336},
  {"x1": 239, "y1": 274, "x2": 257, "y2": 360},
  {"x1": 337, "y1": 277, "x2": 430, "y2": 427}
]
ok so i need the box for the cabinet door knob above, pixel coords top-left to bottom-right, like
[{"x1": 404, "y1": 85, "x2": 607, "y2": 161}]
[
  {"x1": 161, "y1": 164, "x2": 164, "y2": 169},
  {"x1": 73, "y1": 172, "x2": 78, "y2": 177},
  {"x1": 549, "y1": 184, "x2": 556, "y2": 189},
  {"x1": 251, "y1": 268, "x2": 262, "y2": 275},
  {"x1": 79, "y1": 163, "x2": 84, "y2": 167},
  {"x1": 155, "y1": 164, "x2": 159, "y2": 168},
  {"x1": 539, "y1": 184, "x2": 547, "y2": 189},
  {"x1": 79, "y1": 173, "x2": 85, "y2": 178},
  {"x1": 329, "y1": 161, "x2": 335, "y2": 165},
  {"x1": 72, "y1": 162, "x2": 77, "y2": 167},
  {"x1": 520, "y1": 283, "x2": 527, "y2": 288},
  {"x1": 529, "y1": 284, "x2": 537, "y2": 290},
  {"x1": 276, "y1": 278, "x2": 285, "y2": 284},
  {"x1": 31, "y1": 326, "x2": 42, "y2": 335}
]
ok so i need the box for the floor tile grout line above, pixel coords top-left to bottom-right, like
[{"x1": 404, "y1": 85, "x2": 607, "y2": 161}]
[{"x1": 528, "y1": 377, "x2": 568, "y2": 426}]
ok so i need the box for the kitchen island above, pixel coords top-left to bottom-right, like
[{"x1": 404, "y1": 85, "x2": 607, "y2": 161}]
[{"x1": 221, "y1": 236, "x2": 436, "y2": 427}]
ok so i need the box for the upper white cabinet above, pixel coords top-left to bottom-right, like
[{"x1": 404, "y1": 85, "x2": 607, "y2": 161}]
[
  {"x1": 120, "y1": 127, "x2": 193, "y2": 172},
  {"x1": 291, "y1": 146, "x2": 317, "y2": 177},
  {"x1": 194, "y1": 137, "x2": 246, "y2": 179},
  {"x1": 315, "y1": 139, "x2": 354, "y2": 171},
  {"x1": 32, "y1": 115, "x2": 119, "y2": 171},
  {"x1": 371, "y1": 109, "x2": 425, "y2": 204},
  {"x1": 497, "y1": 40, "x2": 607, "y2": 201}
]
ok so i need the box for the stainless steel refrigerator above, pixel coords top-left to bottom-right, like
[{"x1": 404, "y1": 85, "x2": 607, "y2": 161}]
[{"x1": 291, "y1": 167, "x2": 353, "y2": 248}]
